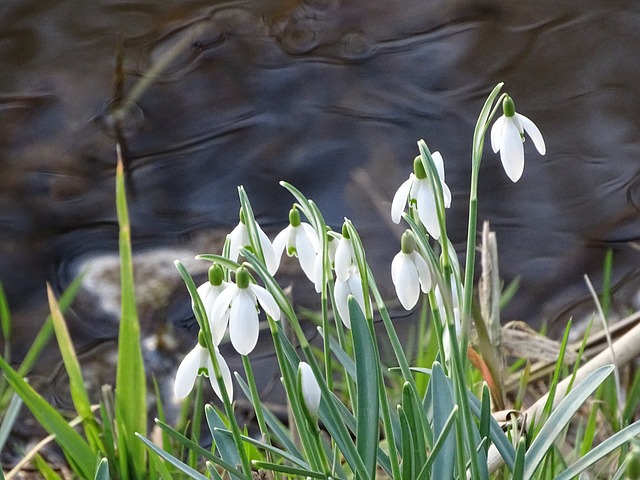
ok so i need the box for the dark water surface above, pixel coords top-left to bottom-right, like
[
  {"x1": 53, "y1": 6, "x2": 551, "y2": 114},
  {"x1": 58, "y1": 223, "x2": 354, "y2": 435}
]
[{"x1": 1, "y1": 0, "x2": 640, "y2": 402}]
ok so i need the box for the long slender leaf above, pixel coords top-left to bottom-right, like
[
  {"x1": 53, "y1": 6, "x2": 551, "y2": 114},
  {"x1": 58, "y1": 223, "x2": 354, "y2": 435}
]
[
  {"x1": 430, "y1": 362, "x2": 455, "y2": 479},
  {"x1": 417, "y1": 405, "x2": 458, "y2": 480},
  {"x1": 94, "y1": 458, "x2": 110, "y2": 480},
  {"x1": 555, "y1": 419, "x2": 640, "y2": 480},
  {"x1": 0, "y1": 392, "x2": 22, "y2": 452},
  {"x1": 136, "y1": 434, "x2": 209, "y2": 480},
  {"x1": 524, "y1": 364, "x2": 614, "y2": 479},
  {"x1": 350, "y1": 296, "x2": 379, "y2": 479},
  {"x1": 0, "y1": 356, "x2": 95, "y2": 478},
  {"x1": 252, "y1": 460, "x2": 328, "y2": 479},
  {"x1": 398, "y1": 405, "x2": 414, "y2": 479},
  {"x1": 114, "y1": 149, "x2": 147, "y2": 478},
  {"x1": 205, "y1": 405, "x2": 241, "y2": 467}
]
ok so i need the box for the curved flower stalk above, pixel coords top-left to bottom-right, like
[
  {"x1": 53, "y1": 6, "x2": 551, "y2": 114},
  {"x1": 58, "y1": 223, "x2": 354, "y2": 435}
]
[
  {"x1": 174, "y1": 331, "x2": 233, "y2": 401},
  {"x1": 491, "y1": 95, "x2": 546, "y2": 182},
  {"x1": 334, "y1": 266, "x2": 370, "y2": 328},
  {"x1": 391, "y1": 230, "x2": 432, "y2": 310},
  {"x1": 273, "y1": 206, "x2": 320, "y2": 282},
  {"x1": 209, "y1": 266, "x2": 281, "y2": 355},
  {"x1": 228, "y1": 211, "x2": 278, "y2": 275},
  {"x1": 298, "y1": 361, "x2": 321, "y2": 417},
  {"x1": 391, "y1": 152, "x2": 451, "y2": 239}
]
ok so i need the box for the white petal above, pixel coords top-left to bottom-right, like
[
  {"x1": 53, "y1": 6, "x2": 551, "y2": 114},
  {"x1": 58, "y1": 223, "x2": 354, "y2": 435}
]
[
  {"x1": 441, "y1": 180, "x2": 452, "y2": 209},
  {"x1": 256, "y1": 225, "x2": 278, "y2": 275},
  {"x1": 300, "y1": 223, "x2": 320, "y2": 252},
  {"x1": 174, "y1": 345, "x2": 205, "y2": 399},
  {"x1": 196, "y1": 283, "x2": 213, "y2": 314},
  {"x1": 334, "y1": 238, "x2": 353, "y2": 282},
  {"x1": 227, "y1": 223, "x2": 247, "y2": 262},
  {"x1": 391, "y1": 252, "x2": 420, "y2": 310},
  {"x1": 517, "y1": 113, "x2": 546, "y2": 155},
  {"x1": 490, "y1": 116, "x2": 506, "y2": 153},
  {"x1": 391, "y1": 176, "x2": 413, "y2": 224},
  {"x1": 296, "y1": 226, "x2": 319, "y2": 281},
  {"x1": 299, "y1": 362, "x2": 321, "y2": 416},
  {"x1": 411, "y1": 251, "x2": 432, "y2": 293},
  {"x1": 272, "y1": 226, "x2": 291, "y2": 267},
  {"x1": 208, "y1": 347, "x2": 234, "y2": 401},
  {"x1": 312, "y1": 252, "x2": 324, "y2": 293},
  {"x1": 229, "y1": 289, "x2": 260, "y2": 355},
  {"x1": 347, "y1": 270, "x2": 369, "y2": 318},
  {"x1": 500, "y1": 118, "x2": 525, "y2": 182},
  {"x1": 432, "y1": 151, "x2": 446, "y2": 182},
  {"x1": 209, "y1": 286, "x2": 237, "y2": 345},
  {"x1": 334, "y1": 278, "x2": 351, "y2": 328},
  {"x1": 250, "y1": 284, "x2": 281, "y2": 320},
  {"x1": 415, "y1": 180, "x2": 440, "y2": 239}
]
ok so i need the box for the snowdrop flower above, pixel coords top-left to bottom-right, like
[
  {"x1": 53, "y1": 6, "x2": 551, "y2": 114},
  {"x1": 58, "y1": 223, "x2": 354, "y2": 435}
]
[
  {"x1": 227, "y1": 210, "x2": 278, "y2": 275},
  {"x1": 334, "y1": 266, "x2": 370, "y2": 328},
  {"x1": 196, "y1": 265, "x2": 231, "y2": 344},
  {"x1": 174, "y1": 331, "x2": 233, "y2": 401},
  {"x1": 298, "y1": 361, "x2": 321, "y2": 417},
  {"x1": 391, "y1": 153, "x2": 451, "y2": 239},
  {"x1": 491, "y1": 95, "x2": 546, "y2": 182},
  {"x1": 273, "y1": 206, "x2": 320, "y2": 282},
  {"x1": 334, "y1": 224, "x2": 357, "y2": 282},
  {"x1": 209, "y1": 266, "x2": 280, "y2": 355},
  {"x1": 391, "y1": 231, "x2": 432, "y2": 310}
]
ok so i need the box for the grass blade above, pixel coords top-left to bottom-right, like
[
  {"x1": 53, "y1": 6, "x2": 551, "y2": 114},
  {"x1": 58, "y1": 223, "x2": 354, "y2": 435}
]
[
  {"x1": 114, "y1": 148, "x2": 147, "y2": 478},
  {"x1": 430, "y1": 362, "x2": 455, "y2": 479},
  {"x1": 524, "y1": 364, "x2": 614, "y2": 479},
  {"x1": 136, "y1": 434, "x2": 209, "y2": 480},
  {"x1": 205, "y1": 405, "x2": 242, "y2": 468},
  {"x1": 94, "y1": 458, "x2": 110, "y2": 480}
]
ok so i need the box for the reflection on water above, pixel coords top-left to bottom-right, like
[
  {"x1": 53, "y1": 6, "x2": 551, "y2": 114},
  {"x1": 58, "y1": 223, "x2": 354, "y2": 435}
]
[{"x1": 1, "y1": 1, "x2": 640, "y2": 378}]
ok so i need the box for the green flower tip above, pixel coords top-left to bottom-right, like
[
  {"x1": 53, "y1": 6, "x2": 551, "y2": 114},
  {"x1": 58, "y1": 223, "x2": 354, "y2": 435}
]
[
  {"x1": 288, "y1": 206, "x2": 301, "y2": 227},
  {"x1": 208, "y1": 264, "x2": 224, "y2": 286},
  {"x1": 340, "y1": 222, "x2": 350, "y2": 239},
  {"x1": 502, "y1": 95, "x2": 516, "y2": 118},
  {"x1": 413, "y1": 156, "x2": 427, "y2": 179},
  {"x1": 197, "y1": 329, "x2": 207, "y2": 347},
  {"x1": 238, "y1": 208, "x2": 246, "y2": 224},
  {"x1": 236, "y1": 266, "x2": 250, "y2": 289},
  {"x1": 400, "y1": 230, "x2": 416, "y2": 254}
]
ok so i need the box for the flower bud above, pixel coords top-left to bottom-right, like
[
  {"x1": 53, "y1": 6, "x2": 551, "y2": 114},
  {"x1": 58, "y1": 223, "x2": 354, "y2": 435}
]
[{"x1": 298, "y1": 362, "x2": 321, "y2": 416}]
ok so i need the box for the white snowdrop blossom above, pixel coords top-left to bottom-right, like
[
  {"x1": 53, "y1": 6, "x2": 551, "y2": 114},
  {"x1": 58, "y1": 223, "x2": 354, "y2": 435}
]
[
  {"x1": 196, "y1": 265, "x2": 231, "y2": 344},
  {"x1": 273, "y1": 206, "x2": 320, "y2": 282},
  {"x1": 334, "y1": 266, "x2": 370, "y2": 328},
  {"x1": 209, "y1": 266, "x2": 280, "y2": 355},
  {"x1": 491, "y1": 95, "x2": 546, "y2": 182},
  {"x1": 227, "y1": 212, "x2": 278, "y2": 275},
  {"x1": 391, "y1": 231, "x2": 432, "y2": 310},
  {"x1": 334, "y1": 225, "x2": 357, "y2": 282},
  {"x1": 298, "y1": 362, "x2": 321, "y2": 417},
  {"x1": 174, "y1": 332, "x2": 233, "y2": 401},
  {"x1": 391, "y1": 152, "x2": 451, "y2": 239}
]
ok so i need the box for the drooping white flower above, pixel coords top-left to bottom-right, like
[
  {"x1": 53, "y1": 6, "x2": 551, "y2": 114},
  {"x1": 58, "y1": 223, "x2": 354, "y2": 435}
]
[
  {"x1": 209, "y1": 266, "x2": 280, "y2": 355},
  {"x1": 227, "y1": 211, "x2": 278, "y2": 275},
  {"x1": 391, "y1": 231, "x2": 432, "y2": 310},
  {"x1": 334, "y1": 266, "x2": 370, "y2": 328},
  {"x1": 174, "y1": 333, "x2": 233, "y2": 401},
  {"x1": 273, "y1": 206, "x2": 320, "y2": 282},
  {"x1": 298, "y1": 361, "x2": 321, "y2": 417},
  {"x1": 334, "y1": 224, "x2": 357, "y2": 282},
  {"x1": 391, "y1": 152, "x2": 451, "y2": 239},
  {"x1": 196, "y1": 264, "x2": 231, "y2": 343},
  {"x1": 491, "y1": 95, "x2": 546, "y2": 182}
]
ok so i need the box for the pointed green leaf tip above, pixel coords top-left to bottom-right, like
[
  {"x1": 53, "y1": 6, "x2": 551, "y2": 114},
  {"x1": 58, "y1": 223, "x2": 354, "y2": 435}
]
[
  {"x1": 208, "y1": 264, "x2": 224, "y2": 286},
  {"x1": 235, "y1": 266, "x2": 250, "y2": 289},
  {"x1": 502, "y1": 95, "x2": 516, "y2": 117},
  {"x1": 288, "y1": 206, "x2": 301, "y2": 227},
  {"x1": 413, "y1": 155, "x2": 427, "y2": 179},
  {"x1": 400, "y1": 230, "x2": 416, "y2": 254}
]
